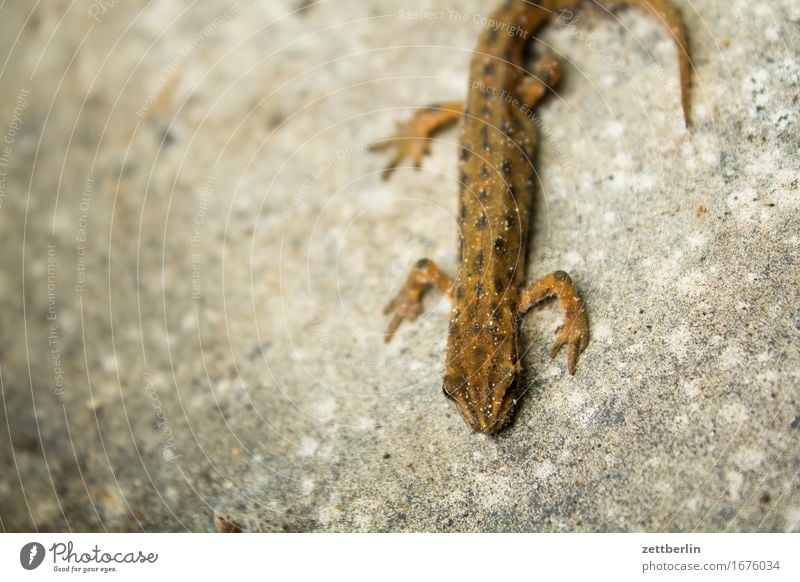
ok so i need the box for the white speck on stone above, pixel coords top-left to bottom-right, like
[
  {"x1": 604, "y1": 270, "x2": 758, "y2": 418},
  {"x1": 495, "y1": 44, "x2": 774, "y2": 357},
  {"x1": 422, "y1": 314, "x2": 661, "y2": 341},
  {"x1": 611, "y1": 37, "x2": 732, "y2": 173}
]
[
  {"x1": 667, "y1": 326, "x2": 690, "y2": 357},
  {"x1": 535, "y1": 460, "x2": 555, "y2": 481},
  {"x1": 311, "y1": 396, "x2": 337, "y2": 422},
  {"x1": 672, "y1": 413, "x2": 688, "y2": 430},
  {"x1": 631, "y1": 172, "x2": 656, "y2": 192},
  {"x1": 205, "y1": 310, "x2": 222, "y2": 324},
  {"x1": 653, "y1": 479, "x2": 674, "y2": 497},
  {"x1": 753, "y1": 4, "x2": 771, "y2": 17},
  {"x1": 317, "y1": 501, "x2": 338, "y2": 527},
  {"x1": 580, "y1": 406, "x2": 597, "y2": 427},
  {"x1": 604, "y1": 121, "x2": 625, "y2": 138},
  {"x1": 677, "y1": 269, "x2": 705, "y2": 298},
  {"x1": 719, "y1": 345, "x2": 745, "y2": 371},
  {"x1": 215, "y1": 378, "x2": 231, "y2": 394},
  {"x1": 626, "y1": 341, "x2": 645, "y2": 355},
  {"x1": 473, "y1": 473, "x2": 514, "y2": 509},
  {"x1": 408, "y1": 360, "x2": 424, "y2": 374},
  {"x1": 566, "y1": 389, "x2": 586, "y2": 411},
  {"x1": 180, "y1": 311, "x2": 196, "y2": 331},
  {"x1": 687, "y1": 233, "x2": 707, "y2": 250},
  {"x1": 590, "y1": 249, "x2": 607, "y2": 263},
  {"x1": 301, "y1": 479, "x2": 314, "y2": 496},
  {"x1": 592, "y1": 320, "x2": 612, "y2": 343},
  {"x1": 600, "y1": 73, "x2": 617, "y2": 90},
  {"x1": 356, "y1": 417, "x2": 374, "y2": 431},
  {"x1": 543, "y1": 364, "x2": 561, "y2": 380},
  {"x1": 101, "y1": 354, "x2": 118, "y2": 372},
  {"x1": 756, "y1": 369, "x2": 779, "y2": 384},
  {"x1": 699, "y1": 150, "x2": 718, "y2": 171},
  {"x1": 564, "y1": 250, "x2": 582, "y2": 268},
  {"x1": 693, "y1": 101, "x2": 709, "y2": 119},
  {"x1": 727, "y1": 470, "x2": 744, "y2": 501},
  {"x1": 297, "y1": 436, "x2": 318, "y2": 457},
  {"x1": 613, "y1": 152, "x2": 630, "y2": 168},
  {"x1": 680, "y1": 141, "x2": 697, "y2": 169},
  {"x1": 719, "y1": 399, "x2": 749, "y2": 424},
  {"x1": 683, "y1": 380, "x2": 700, "y2": 399},
  {"x1": 732, "y1": 446, "x2": 765, "y2": 471}
]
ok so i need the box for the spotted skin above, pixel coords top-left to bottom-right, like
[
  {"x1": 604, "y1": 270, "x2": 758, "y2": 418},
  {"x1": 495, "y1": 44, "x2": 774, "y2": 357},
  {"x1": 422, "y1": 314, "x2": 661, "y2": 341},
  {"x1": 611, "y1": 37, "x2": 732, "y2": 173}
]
[{"x1": 376, "y1": 0, "x2": 691, "y2": 434}]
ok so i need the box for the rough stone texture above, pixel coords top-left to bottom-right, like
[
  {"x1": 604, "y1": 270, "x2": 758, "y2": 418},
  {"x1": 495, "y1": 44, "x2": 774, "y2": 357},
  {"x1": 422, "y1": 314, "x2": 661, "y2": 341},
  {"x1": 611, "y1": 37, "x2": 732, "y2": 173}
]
[{"x1": 0, "y1": 0, "x2": 798, "y2": 532}]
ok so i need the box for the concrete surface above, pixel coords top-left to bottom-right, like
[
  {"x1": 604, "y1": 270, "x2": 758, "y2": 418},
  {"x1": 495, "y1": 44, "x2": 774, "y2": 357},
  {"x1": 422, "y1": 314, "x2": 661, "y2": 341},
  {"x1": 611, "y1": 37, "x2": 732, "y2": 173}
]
[{"x1": 0, "y1": 0, "x2": 798, "y2": 532}]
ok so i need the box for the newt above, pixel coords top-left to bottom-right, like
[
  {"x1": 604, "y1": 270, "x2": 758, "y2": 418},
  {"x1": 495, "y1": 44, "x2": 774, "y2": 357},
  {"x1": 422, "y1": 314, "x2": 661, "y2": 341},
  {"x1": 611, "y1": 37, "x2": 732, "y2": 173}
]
[{"x1": 373, "y1": 0, "x2": 691, "y2": 434}]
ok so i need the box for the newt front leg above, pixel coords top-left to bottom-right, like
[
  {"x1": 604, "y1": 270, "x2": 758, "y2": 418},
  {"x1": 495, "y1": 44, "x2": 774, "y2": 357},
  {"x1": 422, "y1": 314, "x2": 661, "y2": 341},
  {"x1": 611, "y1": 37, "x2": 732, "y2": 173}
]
[
  {"x1": 518, "y1": 270, "x2": 590, "y2": 375},
  {"x1": 383, "y1": 258, "x2": 454, "y2": 342},
  {"x1": 369, "y1": 101, "x2": 464, "y2": 179}
]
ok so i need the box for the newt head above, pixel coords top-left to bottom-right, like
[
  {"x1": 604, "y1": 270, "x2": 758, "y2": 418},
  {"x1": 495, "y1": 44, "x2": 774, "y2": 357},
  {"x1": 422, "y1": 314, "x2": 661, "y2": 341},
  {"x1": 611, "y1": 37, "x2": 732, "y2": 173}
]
[{"x1": 443, "y1": 325, "x2": 521, "y2": 435}]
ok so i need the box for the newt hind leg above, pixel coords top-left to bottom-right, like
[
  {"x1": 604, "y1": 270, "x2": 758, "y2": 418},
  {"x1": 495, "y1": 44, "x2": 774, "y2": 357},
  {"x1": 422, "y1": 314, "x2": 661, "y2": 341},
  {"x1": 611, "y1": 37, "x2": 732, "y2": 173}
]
[
  {"x1": 517, "y1": 54, "x2": 561, "y2": 108},
  {"x1": 518, "y1": 270, "x2": 589, "y2": 375},
  {"x1": 384, "y1": 258, "x2": 454, "y2": 342},
  {"x1": 370, "y1": 101, "x2": 464, "y2": 180}
]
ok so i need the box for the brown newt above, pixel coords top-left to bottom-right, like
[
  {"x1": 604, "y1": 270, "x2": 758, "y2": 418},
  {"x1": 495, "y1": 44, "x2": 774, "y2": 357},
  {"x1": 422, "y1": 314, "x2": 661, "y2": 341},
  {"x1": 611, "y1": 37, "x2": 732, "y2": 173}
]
[{"x1": 373, "y1": 0, "x2": 691, "y2": 434}]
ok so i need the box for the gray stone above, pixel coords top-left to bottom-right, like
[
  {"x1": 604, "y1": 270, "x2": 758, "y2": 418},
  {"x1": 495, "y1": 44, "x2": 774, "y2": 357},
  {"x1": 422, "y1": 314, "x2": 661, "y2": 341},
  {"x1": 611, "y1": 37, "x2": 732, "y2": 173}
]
[{"x1": 0, "y1": 0, "x2": 798, "y2": 532}]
